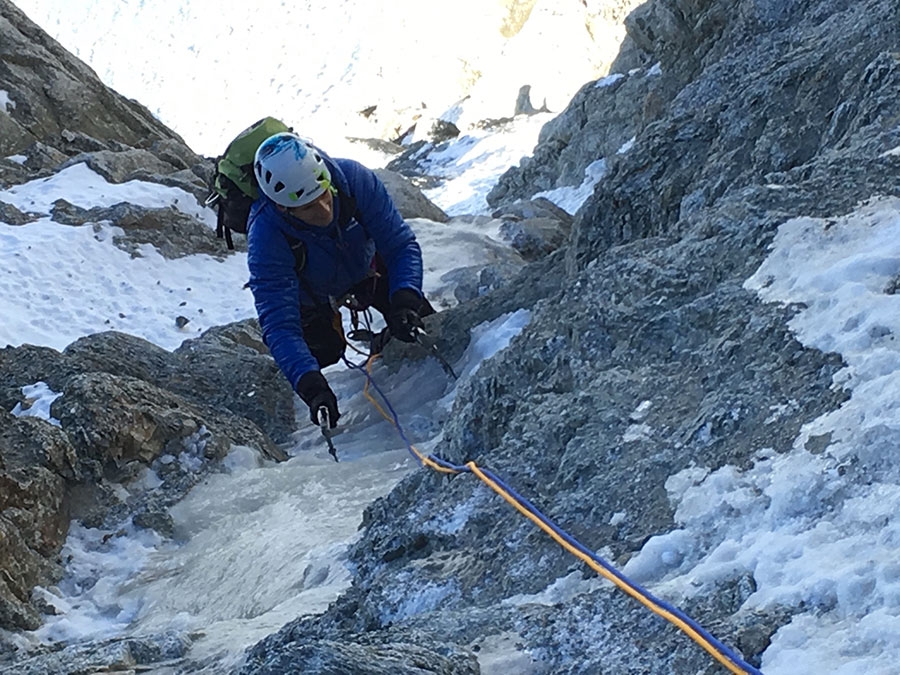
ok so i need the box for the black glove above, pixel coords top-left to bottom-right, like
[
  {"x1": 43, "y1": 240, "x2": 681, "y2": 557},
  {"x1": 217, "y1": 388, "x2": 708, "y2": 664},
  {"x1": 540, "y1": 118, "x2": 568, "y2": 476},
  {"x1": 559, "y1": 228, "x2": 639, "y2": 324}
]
[
  {"x1": 296, "y1": 371, "x2": 339, "y2": 428},
  {"x1": 387, "y1": 289, "x2": 424, "y2": 343}
]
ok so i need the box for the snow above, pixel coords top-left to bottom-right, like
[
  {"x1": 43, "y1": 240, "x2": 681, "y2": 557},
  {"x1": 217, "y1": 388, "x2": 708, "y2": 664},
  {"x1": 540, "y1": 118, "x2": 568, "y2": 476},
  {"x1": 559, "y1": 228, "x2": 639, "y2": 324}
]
[
  {"x1": 620, "y1": 197, "x2": 900, "y2": 673},
  {"x1": 503, "y1": 570, "x2": 605, "y2": 607},
  {"x1": 0, "y1": 148, "x2": 539, "y2": 348},
  {"x1": 0, "y1": 211, "x2": 252, "y2": 351},
  {"x1": 32, "y1": 522, "x2": 163, "y2": 644},
  {"x1": 420, "y1": 115, "x2": 554, "y2": 216},
  {"x1": 534, "y1": 158, "x2": 608, "y2": 215},
  {"x1": 595, "y1": 73, "x2": 625, "y2": 88},
  {"x1": 0, "y1": 89, "x2": 14, "y2": 112},
  {"x1": 4, "y1": 123, "x2": 900, "y2": 675},
  {"x1": 10, "y1": 382, "x2": 62, "y2": 427}
]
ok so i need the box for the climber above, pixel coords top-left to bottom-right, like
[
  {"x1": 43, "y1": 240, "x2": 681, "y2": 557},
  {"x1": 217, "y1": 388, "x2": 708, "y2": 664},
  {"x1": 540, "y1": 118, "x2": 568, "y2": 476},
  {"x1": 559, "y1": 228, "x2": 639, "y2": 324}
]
[{"x1": 246, "y1": 132, "x2": 434, "y2": 430}]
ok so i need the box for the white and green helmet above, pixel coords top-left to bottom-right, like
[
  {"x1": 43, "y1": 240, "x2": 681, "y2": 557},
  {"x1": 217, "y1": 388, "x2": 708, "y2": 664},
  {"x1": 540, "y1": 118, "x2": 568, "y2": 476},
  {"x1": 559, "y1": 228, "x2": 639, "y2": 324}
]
[{"x1": 253, "y1": 133, "x2": 333, "y2": 207}]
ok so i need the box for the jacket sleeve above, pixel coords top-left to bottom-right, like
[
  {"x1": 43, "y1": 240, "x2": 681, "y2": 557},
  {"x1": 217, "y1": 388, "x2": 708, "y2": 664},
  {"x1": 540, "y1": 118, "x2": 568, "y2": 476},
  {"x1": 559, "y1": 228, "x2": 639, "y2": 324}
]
[
  {"x1": 343, "y1": 161, "x2": 424, "y2": 299},
  {"x1": 247, "y1": 204, "x2": 320, "y2": 389}
]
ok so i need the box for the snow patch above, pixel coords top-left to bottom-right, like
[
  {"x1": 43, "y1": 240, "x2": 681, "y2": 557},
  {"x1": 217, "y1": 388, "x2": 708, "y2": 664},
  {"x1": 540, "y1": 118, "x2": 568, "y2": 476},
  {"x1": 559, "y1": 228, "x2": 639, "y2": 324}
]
[
  {"x1": 10, "y1": 381, "x2": 62, "y2": 427},
  {"x1": 0, "y1": 89, "x2": 15, "y2": 112}
]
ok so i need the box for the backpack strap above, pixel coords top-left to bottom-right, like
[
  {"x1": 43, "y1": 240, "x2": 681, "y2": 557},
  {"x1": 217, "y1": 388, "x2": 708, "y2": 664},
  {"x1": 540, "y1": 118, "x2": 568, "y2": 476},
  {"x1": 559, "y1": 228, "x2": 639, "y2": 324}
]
[
  {"x1": 206, "y1": 160, "x2": 235, "y2": 250},
  {"x1": 283, "y1": 234, "x2": 322, "y2": 309},
  {"x1": 216, "y1": 201, "x2": 235, "y2": 250},
  {"x1": 336, "y1": 190, "x2": 364, "y2": 232},
  {"x1": 287, "y1": 237, "x2": 308, "y2": 273},
  {"x1": 207, "y1": 160, "x2": 242, "y2": 251}
]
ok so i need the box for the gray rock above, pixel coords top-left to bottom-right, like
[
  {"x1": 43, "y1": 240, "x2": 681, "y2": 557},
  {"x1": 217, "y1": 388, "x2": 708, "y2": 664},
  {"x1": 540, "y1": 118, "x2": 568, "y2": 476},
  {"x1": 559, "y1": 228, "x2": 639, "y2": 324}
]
[
  {"x1": 59, "y1": 147, "x2": 206, "y2": 190},
  {"x1": 49, "y1": 199, "x2": 230, "y2": 259},
  {"x1": 446, "y1": 262, "x2": 525, "y2": 304},
  {"x1": 3, "y1": 0, "x2": 900, "y2": 673},
  {"x1": 0, "y1": 1, "x2": 192, "y2": 157},
  {"x1": 487, "y1": 67, "x2": 659, "y2": 209},
  {"x1": 497, "y1": 216, "x2": 570, "y2": 261},
  {"x1": 0, "y1": 324, "x2": 297, "y2": 448},
  {"x1": 383, "y1": 142, "x2": 444, "y2": 188},
  {"x1": 491, "y1": 196, "x2": 575, "y2": 224},
  {"x1": 0, "y1": 321, "x2": 295, "y2": 631},
  {"x1": 131, "y1": 499, "x2": 176, "y2": 538},
  {"x1": 242, "y1": 2, "x2": 898, "y2": 674},
  {"x1": 0, "y1": 411, "x2": 78, "y2": 630},
  {"x1": 514, "y1": 84, "x2": 549, "y2": 116},
  {"x1": 20, "y1": 141, "x2": 67, "y2": 173},
  {"x1": 0, "y1": 157, "x2": 34, "y2": 190},
  {"x1": 0, "y1": 472, "x2": 65, "y2": 629},
  {"x1": 241, "y1": 639, "x2": 479, "y2": 675},
  {"x1": 0, "y1": 200, "x2": 39, "y2": 225},
  {"x1": 374, "y1": 168, "x2": 450, "y2": 222},
  {"x1": 172, "y1": 320, "x2": 298, "y2": 446},
  {"x1": 52, "y1": 371, "x2": 278, "y2": 466},
  {"x1": 427, "y1": 119, "x2": 461, "y2": 144},
  {"x1": 134, "y1": 166, "x2": 212, "y2": 203},
  {"x1": 0, "y1": 631, "x2": 192, "y2": 675}
]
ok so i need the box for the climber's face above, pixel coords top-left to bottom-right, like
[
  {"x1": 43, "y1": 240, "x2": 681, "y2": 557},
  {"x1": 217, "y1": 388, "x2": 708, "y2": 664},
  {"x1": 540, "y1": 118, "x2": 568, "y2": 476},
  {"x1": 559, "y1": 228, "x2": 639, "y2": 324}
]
[{"x1": 280, "y1": 189, "x2": 334, "y2": 227}]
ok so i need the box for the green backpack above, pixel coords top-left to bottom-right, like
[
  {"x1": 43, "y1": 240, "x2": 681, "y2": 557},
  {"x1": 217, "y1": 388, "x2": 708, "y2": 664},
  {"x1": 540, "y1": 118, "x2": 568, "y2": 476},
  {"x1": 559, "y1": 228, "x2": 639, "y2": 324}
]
[{"x1": 206, "y1": 116, "x2": 291, "y2": 248}]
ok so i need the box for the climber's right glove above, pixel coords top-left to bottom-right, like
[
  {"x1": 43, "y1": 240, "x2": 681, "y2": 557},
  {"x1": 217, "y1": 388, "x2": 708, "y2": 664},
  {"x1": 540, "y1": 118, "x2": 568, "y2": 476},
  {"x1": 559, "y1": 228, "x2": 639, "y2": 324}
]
[{"x1": 296, "y1": 371, "x2": 340, "y2": 428}]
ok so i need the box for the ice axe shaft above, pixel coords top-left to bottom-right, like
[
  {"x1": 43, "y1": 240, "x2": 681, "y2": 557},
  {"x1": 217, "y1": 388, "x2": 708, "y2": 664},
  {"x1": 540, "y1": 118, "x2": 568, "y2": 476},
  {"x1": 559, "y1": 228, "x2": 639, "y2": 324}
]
[
  {"x1": 414, "y1": 328, "x2": 458, "y2": 380},
  {"x1": 317, "y1": 407, "x2": 339, "y2": 462}
]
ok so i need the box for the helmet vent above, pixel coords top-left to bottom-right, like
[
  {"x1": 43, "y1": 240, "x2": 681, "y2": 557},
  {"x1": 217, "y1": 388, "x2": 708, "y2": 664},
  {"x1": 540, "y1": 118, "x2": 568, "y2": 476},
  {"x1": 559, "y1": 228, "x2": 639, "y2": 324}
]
[{"x1": 274, "y1": 181, "x2": 285, "y2": 193}]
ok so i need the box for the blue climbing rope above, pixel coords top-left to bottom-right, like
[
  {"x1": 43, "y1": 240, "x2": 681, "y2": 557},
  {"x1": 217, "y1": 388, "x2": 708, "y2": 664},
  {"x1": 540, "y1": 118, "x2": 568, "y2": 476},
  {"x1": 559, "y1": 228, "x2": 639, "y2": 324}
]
[{"x1": 342, "y1": 353, "x2": 763, "y2": 675}]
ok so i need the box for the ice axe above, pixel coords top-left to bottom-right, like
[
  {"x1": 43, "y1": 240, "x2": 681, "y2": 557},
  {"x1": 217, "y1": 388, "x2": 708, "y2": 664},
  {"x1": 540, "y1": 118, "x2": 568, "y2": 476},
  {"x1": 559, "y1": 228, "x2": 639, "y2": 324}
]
[
  {"x1": 414, "y1": 327, "x2": 458, "y2": 380},
  {"x1": 317, "y1": 407, "x2": 339, "y2": 462}
]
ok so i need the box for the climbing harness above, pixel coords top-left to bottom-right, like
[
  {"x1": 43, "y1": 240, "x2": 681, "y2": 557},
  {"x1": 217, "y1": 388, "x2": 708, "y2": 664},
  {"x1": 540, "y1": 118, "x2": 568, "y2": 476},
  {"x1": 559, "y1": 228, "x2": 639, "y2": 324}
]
[{"x1": 336, "y1": 349, "x2": 764, "y2": 675}]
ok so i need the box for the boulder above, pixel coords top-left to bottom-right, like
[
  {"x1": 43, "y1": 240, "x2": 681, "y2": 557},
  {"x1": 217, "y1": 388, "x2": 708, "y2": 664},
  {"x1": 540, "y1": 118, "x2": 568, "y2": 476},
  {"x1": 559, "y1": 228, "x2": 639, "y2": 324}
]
[
  {"x1": 374, "y1": 168, "x2": 450, "y2": 223},
  {"x1": 0, "y1": 412, "x2": 73, "y2": 630},
  {"x1": 49, "y1": 200, "x2": 230, "y2": 259}
]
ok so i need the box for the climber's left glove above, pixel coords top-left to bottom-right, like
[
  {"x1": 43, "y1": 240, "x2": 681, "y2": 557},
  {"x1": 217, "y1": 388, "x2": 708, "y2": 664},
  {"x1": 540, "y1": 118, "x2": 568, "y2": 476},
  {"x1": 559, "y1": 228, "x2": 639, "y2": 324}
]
[{"x1": 386, "y1": 289, "x2": 424, "y2": 343}]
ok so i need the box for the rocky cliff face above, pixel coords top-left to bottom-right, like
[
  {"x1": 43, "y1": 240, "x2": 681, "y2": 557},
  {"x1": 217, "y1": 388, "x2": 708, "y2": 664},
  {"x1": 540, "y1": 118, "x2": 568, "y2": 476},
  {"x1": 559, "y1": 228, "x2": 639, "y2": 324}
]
[
  {"x1": 1, "y1": 0, "x2": 899, "y2": 673},
  {"x1": 0, "y1": 2, "x2": 188, "y2": 156},
  {"x1": 241, "y1": 0, "x2": 900, "y2": 673}
]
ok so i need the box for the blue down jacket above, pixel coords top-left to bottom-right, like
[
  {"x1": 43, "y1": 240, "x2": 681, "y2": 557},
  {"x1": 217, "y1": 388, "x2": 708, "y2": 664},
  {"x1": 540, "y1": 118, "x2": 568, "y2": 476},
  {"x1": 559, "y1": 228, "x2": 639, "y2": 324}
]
[{"x1": 246, "y1": 153, "x2": 424, "y2": 389}]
